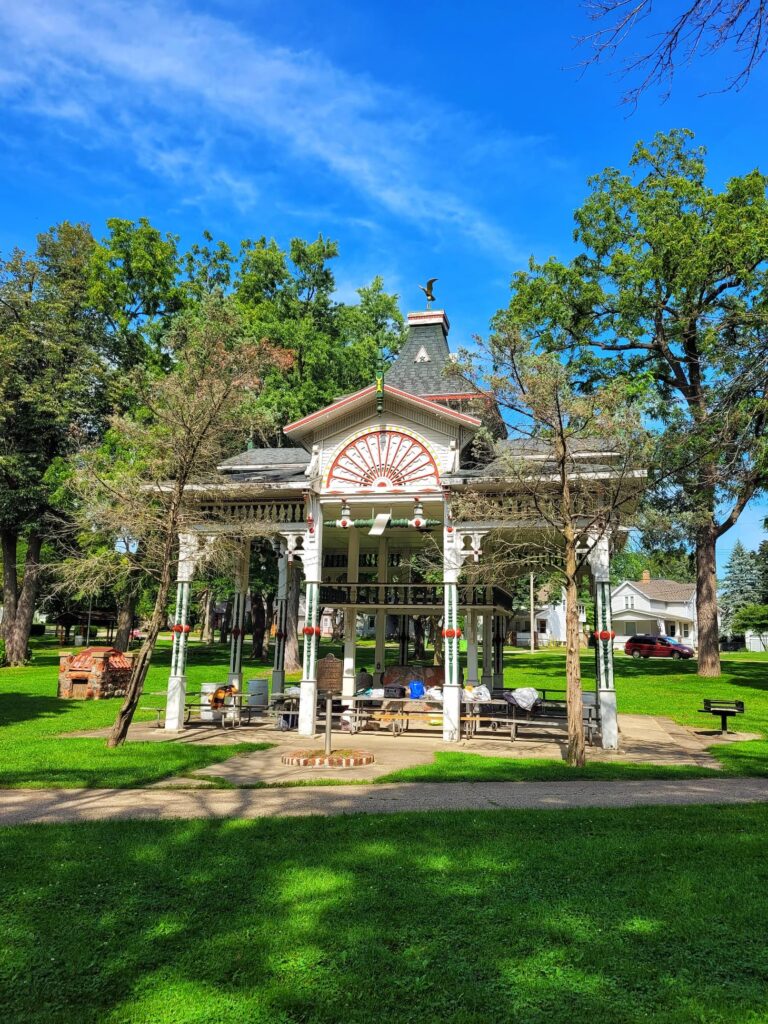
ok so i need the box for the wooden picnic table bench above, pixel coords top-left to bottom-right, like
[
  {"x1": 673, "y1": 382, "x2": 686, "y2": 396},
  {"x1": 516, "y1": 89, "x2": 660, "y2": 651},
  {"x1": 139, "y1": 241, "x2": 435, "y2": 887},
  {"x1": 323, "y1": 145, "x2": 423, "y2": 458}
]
[{"x1": 698, "y1": 698, "x2": 745, "y2": 733}]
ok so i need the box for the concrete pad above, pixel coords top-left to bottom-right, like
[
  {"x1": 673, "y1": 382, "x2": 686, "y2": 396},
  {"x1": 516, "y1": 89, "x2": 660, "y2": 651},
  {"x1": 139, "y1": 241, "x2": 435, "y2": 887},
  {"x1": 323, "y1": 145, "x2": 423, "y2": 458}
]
[{"x1": 64, "y1": 710, "x2": 744, "y2": 788}]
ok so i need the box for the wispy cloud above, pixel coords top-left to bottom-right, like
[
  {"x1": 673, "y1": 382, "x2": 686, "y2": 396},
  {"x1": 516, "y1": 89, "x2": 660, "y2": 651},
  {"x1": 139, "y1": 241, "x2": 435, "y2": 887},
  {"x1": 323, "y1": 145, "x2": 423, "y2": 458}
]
[{"x1": 0, "y1": 0, "x2": 527, "y2": 257}]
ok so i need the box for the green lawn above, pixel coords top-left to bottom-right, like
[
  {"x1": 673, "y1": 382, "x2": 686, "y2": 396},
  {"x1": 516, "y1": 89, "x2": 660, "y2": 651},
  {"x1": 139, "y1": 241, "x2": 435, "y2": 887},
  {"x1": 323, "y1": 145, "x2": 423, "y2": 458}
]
[
  {"x1": 2, "y1": 806, "x2": 768, "y2": 1023},
  {"x1": 0, "y1": 638, "x2": 273, "y2": 788},
  {"x1": 1, "y1": 637, "x2": 768, "y2": 786}
]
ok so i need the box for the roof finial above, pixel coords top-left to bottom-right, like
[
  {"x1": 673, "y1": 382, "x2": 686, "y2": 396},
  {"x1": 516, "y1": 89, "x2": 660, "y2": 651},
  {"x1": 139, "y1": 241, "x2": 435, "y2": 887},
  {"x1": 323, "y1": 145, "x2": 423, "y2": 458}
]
[{"x1": 418, "y1": 278, "x2": 438, "y2": 309}]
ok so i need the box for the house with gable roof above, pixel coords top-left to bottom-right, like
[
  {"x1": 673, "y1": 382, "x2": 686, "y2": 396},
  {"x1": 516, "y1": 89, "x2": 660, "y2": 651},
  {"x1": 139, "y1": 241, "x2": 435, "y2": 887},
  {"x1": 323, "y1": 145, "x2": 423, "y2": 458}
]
[{"x1": 611, "y1": 570, "x2": 698, "y2": 648}]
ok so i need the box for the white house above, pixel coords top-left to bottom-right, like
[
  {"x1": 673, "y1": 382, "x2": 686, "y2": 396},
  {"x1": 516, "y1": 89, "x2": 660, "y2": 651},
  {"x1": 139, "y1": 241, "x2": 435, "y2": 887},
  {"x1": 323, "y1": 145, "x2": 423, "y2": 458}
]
[
  {"x1": 508, "y1": 589, "x2": 588, "y2": 647},
  {"x1": 611, "y1": 571, "x2": 697, "y2": 648}
]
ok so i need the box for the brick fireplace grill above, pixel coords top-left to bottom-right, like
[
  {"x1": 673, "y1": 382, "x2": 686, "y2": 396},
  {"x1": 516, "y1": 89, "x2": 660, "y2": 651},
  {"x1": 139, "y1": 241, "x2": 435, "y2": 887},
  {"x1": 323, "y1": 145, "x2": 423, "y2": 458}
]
[{"x1": 58, "y1": 647, "x2": 134, "y2": 700}]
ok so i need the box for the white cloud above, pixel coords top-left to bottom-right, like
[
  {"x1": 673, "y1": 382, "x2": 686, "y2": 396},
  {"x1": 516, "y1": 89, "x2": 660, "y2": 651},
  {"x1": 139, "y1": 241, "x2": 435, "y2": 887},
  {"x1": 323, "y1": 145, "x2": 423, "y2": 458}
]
[{"x1": 0, "y1": 0, "x2": 528, "y2": 257}]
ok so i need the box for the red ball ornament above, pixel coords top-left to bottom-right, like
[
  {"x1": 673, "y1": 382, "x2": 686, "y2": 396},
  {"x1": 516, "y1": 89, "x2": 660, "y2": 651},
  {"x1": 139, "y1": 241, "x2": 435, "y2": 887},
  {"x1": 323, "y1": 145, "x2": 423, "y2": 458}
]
[
  {"x1": 447, "y1": 526, "x2": 454, "y2": 534},
  {"x1": 341, "y1": 519, "x2": 348, "y2": 528},
  {"x1": 182, "y1": 624, "x2": 191, "y2": 634},
  {"x1": 445, "y1": 628, "x2": 456, "y2": 639},
  {"x1": 593, "y1": 630, "x2": 600, "y2": 638},
  {"x1": 610, "y1": 630, "x2": 616, "y2": 640},
  {"x1": 308, "y1": 526, "x2": 315, "y2": 535},
  {"x1": 456, "y1": 629, "x2": 462, "y2": 639},
  {"x1": 314, "y1": 626, "x2": 322, "y2": 636},
  {"x1": 414, "y1": 519, "x2": 422, "y2": 528},
  {"x1": 303, "y1": 626, "x2": 313, "y2": 636},
  {"x1": 599, "y1": 630, "x2": 610, "y2": 641}
]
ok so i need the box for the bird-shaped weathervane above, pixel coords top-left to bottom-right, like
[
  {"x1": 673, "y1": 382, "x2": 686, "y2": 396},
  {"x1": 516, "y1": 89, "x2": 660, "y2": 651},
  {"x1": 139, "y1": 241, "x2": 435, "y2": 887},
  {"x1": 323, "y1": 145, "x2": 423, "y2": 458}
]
[{"x1": 419, "y1": 278, "x2": 438, "y2": 309}]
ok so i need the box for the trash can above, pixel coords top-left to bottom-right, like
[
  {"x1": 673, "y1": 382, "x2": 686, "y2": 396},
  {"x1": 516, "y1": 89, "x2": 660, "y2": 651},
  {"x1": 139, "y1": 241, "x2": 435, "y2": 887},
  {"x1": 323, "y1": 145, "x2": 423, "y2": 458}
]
[{"x1": 247, "y1": 678, "x2": 269, "y2": 713}]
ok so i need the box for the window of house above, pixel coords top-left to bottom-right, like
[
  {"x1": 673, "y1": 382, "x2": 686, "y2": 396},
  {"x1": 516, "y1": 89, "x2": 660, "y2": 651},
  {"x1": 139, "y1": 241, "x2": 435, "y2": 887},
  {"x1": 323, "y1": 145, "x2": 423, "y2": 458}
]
[
  {"x1": 624, "y1": 596, "x2": 634, "y2": 609},
  {"x1": 668, "y1": 623, "x2": 676, "y2": 636},
  {"x1": 683, "y1": 623, "x2": 690, "y2": 638},
  {"x1": 538, "y1": 619, "x2": 547, "y2": 634}
]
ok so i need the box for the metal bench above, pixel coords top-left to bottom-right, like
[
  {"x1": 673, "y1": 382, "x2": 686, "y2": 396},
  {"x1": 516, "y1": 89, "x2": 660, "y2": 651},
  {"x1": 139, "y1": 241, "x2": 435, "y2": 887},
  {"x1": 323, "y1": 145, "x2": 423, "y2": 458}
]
[
  {"x1": 141, "y1": 705, "x2": 192, "y2": 727},
  {"x1": 698, "y1": 698, "x2": 745, "y2": 733}
]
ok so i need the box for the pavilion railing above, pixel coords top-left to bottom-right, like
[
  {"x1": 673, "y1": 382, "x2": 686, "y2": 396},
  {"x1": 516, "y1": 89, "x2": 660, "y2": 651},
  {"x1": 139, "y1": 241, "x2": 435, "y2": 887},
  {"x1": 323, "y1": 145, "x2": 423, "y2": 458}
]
[{"x1": 316, "y1": 584, "x2": 514, "y2": 610}]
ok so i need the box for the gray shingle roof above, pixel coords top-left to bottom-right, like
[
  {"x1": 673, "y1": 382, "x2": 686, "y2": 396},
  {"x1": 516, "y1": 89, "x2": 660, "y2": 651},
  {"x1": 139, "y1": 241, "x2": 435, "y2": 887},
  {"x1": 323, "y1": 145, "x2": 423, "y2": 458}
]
[
  {"x1": 218, "y1": 447, "x2": 310, "y2": 471},
  {"x1": 386, "y1": 320, "x2": 478, "y2": 397},
  {"x1": 630, "y1": 579, "x2": 695, "y2": 602}
]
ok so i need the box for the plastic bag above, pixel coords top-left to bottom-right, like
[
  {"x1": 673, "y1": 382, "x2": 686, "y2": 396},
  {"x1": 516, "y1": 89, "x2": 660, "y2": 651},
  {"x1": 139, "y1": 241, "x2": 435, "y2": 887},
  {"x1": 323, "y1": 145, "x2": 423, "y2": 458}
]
[
  {"x1": 472, "y1": 684, "x2": 491, "y2": 702},
  {"x1": 426, "y1": 686, "x2": 443, "y2": 702},
  {"x1": 511, "y1": 687, "x2": 540, "y2": 711},
  {"x1": 408, "y1": 680, "x2": 425, "y2": 699}
]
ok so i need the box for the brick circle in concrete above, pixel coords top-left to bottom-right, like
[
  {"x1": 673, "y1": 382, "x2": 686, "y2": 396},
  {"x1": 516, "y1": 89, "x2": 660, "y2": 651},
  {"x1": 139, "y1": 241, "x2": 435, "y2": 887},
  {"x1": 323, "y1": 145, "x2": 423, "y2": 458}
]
[{"x1": 281, "y1": 749, "x2": 375, "y2": 768}]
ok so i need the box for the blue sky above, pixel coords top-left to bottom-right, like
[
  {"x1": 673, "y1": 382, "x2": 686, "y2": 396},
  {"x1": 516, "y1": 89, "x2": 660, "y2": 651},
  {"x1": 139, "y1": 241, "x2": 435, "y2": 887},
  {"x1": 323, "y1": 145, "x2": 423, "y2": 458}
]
[{"x1": 0, "y1": 0, "x2": 766, "y2": 561}]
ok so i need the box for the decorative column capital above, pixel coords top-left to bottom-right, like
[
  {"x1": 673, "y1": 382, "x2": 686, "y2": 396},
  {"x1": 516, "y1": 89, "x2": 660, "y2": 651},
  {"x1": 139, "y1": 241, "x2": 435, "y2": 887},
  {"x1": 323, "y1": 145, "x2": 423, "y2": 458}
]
[
  {"x1": 178, "y1": 532, "x2": 214, "y2": 582},
  {"x1": 586, "y1": 532, "x2": 611, "y2": 582}
]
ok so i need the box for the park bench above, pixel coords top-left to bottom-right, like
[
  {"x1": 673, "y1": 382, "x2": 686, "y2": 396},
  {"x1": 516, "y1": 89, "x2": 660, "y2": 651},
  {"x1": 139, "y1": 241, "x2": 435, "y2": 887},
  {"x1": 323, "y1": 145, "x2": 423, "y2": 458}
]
[
  {"x1": 698, "y1": 698, "x2": 745, "y2": 733},
  {"x1": 141, "y1": 705, "x2": 192, "y2": 727}
]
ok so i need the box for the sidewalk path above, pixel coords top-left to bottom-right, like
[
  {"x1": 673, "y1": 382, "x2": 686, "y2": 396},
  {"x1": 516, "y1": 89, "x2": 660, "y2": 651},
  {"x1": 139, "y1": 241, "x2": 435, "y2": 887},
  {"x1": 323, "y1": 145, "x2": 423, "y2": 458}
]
[{"x1": 2, "y1": 778, "x2": 768, "y2": 825}]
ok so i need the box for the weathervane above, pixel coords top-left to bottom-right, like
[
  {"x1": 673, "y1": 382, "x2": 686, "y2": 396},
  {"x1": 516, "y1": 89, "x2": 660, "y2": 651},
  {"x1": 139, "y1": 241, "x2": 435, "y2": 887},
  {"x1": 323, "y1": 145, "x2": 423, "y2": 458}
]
[{"x1": 419, "y1": 278, "x2": 438, "y2": 309}]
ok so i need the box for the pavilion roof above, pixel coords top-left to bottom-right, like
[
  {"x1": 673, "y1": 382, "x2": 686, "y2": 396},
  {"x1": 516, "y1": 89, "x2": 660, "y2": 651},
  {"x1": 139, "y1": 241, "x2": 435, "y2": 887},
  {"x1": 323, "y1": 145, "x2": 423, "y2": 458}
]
[{"x1": 386, "y1": 310, "x2": 479, "y2": 399}]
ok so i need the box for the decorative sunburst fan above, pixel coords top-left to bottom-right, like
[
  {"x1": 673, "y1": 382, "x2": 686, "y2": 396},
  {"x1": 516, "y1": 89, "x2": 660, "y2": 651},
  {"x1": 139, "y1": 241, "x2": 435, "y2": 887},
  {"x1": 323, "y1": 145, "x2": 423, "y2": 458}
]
[{"x1": 327, "y1": 430, "x2": 439, "y2": 491}]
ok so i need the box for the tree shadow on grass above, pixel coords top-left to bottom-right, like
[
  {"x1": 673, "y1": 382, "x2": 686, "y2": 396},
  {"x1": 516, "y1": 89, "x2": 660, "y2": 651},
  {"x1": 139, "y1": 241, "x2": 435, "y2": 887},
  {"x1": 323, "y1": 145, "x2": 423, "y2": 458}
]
[
  {"x1": 1, "y1": 805, "x2": 767, "y2": 1024},
  {"x1": 0, "y1": 691, "x2": 72, "y2": 728}
]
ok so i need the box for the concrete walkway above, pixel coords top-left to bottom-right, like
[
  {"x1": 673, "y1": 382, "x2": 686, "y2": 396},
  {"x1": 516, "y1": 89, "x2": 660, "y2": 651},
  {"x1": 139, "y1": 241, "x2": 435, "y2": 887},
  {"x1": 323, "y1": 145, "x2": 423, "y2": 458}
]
[{"x1": 2, "y1": 777, "x2": 768, "y2": 825}]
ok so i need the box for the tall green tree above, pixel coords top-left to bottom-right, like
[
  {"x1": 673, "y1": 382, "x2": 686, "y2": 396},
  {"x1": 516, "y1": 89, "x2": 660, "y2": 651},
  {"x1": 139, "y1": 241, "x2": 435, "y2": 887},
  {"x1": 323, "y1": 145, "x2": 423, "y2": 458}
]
[
  {"x1": 720, "y1": 541, "x2": 763, "y2": 632},
  {"x1": 234, "y1": 236, "x2": 405, "y2": 441},
  {"x1": 89, "y1": 217, "x2": 184, "y2": 371},
  {"x1": 61, "y1": 297, "x2": 277, "y2": 746},
  {"x1": 0, "y1": 222, "x2": 109, "y2": 665},
  {"x1": 505, "y1": 130, "x2": 768, "y2": 676}
]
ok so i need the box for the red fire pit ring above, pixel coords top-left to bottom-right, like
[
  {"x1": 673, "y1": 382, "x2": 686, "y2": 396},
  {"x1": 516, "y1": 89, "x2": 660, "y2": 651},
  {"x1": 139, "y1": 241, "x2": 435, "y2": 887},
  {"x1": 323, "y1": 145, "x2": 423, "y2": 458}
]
[{"x1": 281, "y1": 749, "x2": 375, "y2": 768}]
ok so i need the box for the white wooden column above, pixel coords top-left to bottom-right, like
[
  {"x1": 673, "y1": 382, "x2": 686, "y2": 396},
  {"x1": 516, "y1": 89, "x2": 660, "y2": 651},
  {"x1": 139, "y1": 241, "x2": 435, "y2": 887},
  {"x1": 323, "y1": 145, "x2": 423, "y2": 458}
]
[
  {"x1": 165, "y1": 533, "x2": 204, "y2": 731},
  {"x1": 342, "y1": 528, "x2": 360, "y2": 698},
  {"x1": 271, "y1": 543, "x2": 288, "y2": 694},
  {"x1": 374, "y1": 536, "x2": 388, "y2": 684},
  {"x1": 298, "y1": 497, "x2": 323, "y2": 737},
  {"x1": 589, "y1": 534, "x2": 618, "y2": 750},
  {"x1": 442, "y1": 527, "x2": 462, "y2": 742},
  {"x1": 228, "y1": 538, "x2": 251, "y2": 689}
]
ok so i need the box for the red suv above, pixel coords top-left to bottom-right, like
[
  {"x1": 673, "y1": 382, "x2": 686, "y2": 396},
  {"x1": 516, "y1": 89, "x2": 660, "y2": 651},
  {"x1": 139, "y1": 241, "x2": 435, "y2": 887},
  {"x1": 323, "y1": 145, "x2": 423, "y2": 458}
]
[{"x1": 625, "y1": 635, "x2": 694, "y2": 660}]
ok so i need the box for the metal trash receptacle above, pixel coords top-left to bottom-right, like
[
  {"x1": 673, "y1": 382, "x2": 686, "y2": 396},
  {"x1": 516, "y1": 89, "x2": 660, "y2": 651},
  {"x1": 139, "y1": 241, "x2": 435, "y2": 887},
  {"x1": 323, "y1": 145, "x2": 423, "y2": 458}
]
[{"x1": 247, "y1": 678, "x2": 269, "y2": 713}]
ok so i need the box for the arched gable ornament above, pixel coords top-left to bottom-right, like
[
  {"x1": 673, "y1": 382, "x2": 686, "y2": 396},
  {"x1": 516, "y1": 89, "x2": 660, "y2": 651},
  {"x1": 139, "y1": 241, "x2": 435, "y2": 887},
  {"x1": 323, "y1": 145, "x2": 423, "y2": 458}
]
[{"x1": 325, "y1": 429, "x2": 440, "y2": 493}]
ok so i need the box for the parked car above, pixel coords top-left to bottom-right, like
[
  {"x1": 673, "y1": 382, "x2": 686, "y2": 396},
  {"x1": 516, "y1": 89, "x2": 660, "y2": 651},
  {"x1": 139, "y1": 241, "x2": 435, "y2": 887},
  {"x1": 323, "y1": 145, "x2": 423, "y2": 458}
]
[{"x1": 624, "y1": 635, "x2": 694, "y2": 660}]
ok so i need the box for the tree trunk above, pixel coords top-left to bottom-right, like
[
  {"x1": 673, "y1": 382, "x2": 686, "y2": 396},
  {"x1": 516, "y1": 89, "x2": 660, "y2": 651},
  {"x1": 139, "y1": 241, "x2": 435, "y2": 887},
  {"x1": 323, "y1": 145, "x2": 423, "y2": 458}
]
[
  {"x1": 263, "y1": 592, "x2": 274, "y2": 661},
  {"x1": 413, "y1": 616, "x2": 425, "y2": 659},
  {"x1": 284, "y1": 567, "x2": 302, "y2": 672},
  {"x1": 429, "y1": 615, "x2": 443, "y2": 666},
  {"x1": 201, "y1": 591, "x2": 215, "y2": 644},
  {"x1": 220, "y1": 597, "x2": 233, "y2": 644},
  {"x1": 4, "y1": 532, "x2": 42, "y2": 666},
  {"x1": 107, "y1": 576, "x2": 172, "y2": 747},
  {"x1": 1, "y1": 529, "x2": 18, "y2": 642},
  {"x1": 564, "y1": 556, "x2": 585, "y2": 767},
  {"x1": 696, "y1": 524, "x2": 721, "y2": 677},
  {"x1": 251, "y1": 592, "x2": 266, "y2": 661},
  {"x1": 114, "y1": 594, "x2": 136, "y2": 652}
]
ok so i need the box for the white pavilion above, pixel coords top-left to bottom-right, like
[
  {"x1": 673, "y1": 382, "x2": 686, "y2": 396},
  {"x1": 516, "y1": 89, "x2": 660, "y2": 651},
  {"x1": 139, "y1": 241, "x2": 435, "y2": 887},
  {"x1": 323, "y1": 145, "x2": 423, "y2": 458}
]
[{"x1": 164, "y1": 307, "x2": 627, "y2": 749}]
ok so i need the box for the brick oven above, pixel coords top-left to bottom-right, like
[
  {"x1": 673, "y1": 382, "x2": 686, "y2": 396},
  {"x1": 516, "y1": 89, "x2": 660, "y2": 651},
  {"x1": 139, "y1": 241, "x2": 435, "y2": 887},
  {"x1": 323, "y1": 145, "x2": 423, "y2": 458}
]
[{"x1": 57, "y1": 647, "x2": 133, "y2": 699}]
